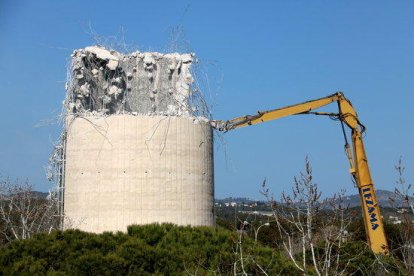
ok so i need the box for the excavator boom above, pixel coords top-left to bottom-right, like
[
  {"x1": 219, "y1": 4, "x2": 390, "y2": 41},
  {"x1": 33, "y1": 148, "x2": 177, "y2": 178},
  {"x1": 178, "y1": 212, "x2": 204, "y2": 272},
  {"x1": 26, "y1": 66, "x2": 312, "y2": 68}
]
[{"x1": 211, "y1": 92, "x2": 389, "y2": 254}]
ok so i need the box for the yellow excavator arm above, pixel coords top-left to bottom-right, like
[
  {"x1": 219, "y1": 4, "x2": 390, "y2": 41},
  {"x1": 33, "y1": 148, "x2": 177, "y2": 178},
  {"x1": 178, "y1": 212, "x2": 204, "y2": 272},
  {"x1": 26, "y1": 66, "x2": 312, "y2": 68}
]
[{"x1": 211, "y1": 92, "x2": 389, "y2": 255}]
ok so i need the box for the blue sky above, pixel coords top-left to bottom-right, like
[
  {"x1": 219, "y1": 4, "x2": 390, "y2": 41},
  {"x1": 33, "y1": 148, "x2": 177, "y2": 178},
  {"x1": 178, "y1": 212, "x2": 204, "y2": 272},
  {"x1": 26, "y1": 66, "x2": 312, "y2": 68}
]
[{"x1": 0, "y1": 1, "x2": 413, "y2": 199}]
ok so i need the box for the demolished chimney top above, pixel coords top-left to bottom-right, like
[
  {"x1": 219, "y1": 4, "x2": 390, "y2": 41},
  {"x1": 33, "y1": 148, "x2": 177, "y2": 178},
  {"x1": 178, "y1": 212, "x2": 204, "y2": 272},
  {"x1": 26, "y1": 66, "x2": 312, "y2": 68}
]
[{"x1": 66, "y1": 46, "x2": 201, "y2": 118}]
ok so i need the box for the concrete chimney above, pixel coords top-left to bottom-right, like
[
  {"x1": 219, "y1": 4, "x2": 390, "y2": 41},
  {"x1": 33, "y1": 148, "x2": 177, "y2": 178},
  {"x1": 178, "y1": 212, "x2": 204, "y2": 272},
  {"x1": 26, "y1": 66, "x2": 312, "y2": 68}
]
[{"x1": 62, "y1": 46, "x2": 214, "y2": 232}]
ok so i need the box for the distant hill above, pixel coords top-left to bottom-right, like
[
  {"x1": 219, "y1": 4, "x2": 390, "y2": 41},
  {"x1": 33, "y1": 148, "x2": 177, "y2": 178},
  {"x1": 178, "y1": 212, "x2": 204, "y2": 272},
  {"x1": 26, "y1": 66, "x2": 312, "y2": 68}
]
[
  {"x1": 1, "y1": 191, "x2": 48, "y2": 199},
  {"x1": 216, "y1": 190, "x2": 413, "y2": 209},
  {"x1": 215, "y1": 197, "x2": 258, "y2": 205},
  {"x1": 339, "y1": 189, "x2": 413, "y2": 208},
  {"x1": 30, "y1": 191, "x2": 49, "y2": 199}
]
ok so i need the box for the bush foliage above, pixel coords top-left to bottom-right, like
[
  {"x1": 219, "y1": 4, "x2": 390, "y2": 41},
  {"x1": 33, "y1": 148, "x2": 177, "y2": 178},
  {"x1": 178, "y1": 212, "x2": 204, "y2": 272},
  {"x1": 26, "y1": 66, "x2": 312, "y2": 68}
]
[{"x1": 0, "y1": 224, "x2": 297, "y2": 275}]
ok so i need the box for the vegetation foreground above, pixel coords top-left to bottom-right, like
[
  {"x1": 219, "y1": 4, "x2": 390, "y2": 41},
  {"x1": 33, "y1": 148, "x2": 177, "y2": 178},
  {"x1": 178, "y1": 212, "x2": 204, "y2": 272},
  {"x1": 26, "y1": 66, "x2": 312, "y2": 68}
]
[
  {"x1": 1, "y1": 158, "x2": 412, "y2": 275},
  {"x1": 0, "y1": 223, "x2": 405, "y2": 275},
  {"x1": 0, "y1": 224, "x2": 297, "y2": 275}
]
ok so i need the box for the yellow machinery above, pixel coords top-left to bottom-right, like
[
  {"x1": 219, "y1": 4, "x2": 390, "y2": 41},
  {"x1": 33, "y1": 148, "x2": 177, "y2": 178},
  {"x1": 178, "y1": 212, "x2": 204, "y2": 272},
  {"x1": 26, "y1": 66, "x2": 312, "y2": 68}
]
[{"x1": 210, "y1": 92, "x2": 389, "y2": 255}]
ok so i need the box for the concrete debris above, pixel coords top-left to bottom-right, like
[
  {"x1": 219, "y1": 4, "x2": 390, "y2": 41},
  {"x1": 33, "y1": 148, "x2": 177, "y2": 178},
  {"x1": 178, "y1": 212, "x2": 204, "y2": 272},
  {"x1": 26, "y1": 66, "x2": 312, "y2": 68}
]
[
  {"x1": 66, "y1": 46, "x2": 207, "y2": 118},
  {"x1": 107, "y1": 60, "x2": 119, "y2": 70},
  {"x1": 79, "y1": 83, "x2": 90, "y2": 96},
  {"x1": 84, "y1": 46, "x2": 119, "y2": 70},
  {"x1": 108, "y1": 85, "x2": 121, "y2": 96}
]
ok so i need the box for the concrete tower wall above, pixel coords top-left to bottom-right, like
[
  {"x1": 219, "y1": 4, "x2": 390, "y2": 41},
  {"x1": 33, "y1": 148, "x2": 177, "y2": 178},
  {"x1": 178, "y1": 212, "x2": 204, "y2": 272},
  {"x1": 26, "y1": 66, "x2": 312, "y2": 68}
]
[
  {"x1": 64, "y1": 115, "x2": 214, "y2": 232},
  {"x1": 62, "y1": 46, "x2": 214, "y2": 233}
]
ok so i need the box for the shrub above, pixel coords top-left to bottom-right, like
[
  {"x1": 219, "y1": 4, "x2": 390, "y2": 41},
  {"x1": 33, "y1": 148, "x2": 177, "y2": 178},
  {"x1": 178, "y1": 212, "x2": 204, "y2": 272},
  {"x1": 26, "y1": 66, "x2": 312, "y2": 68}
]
[{"x1": 0, "y1": 224, "x2": 296, "y2": 275}]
